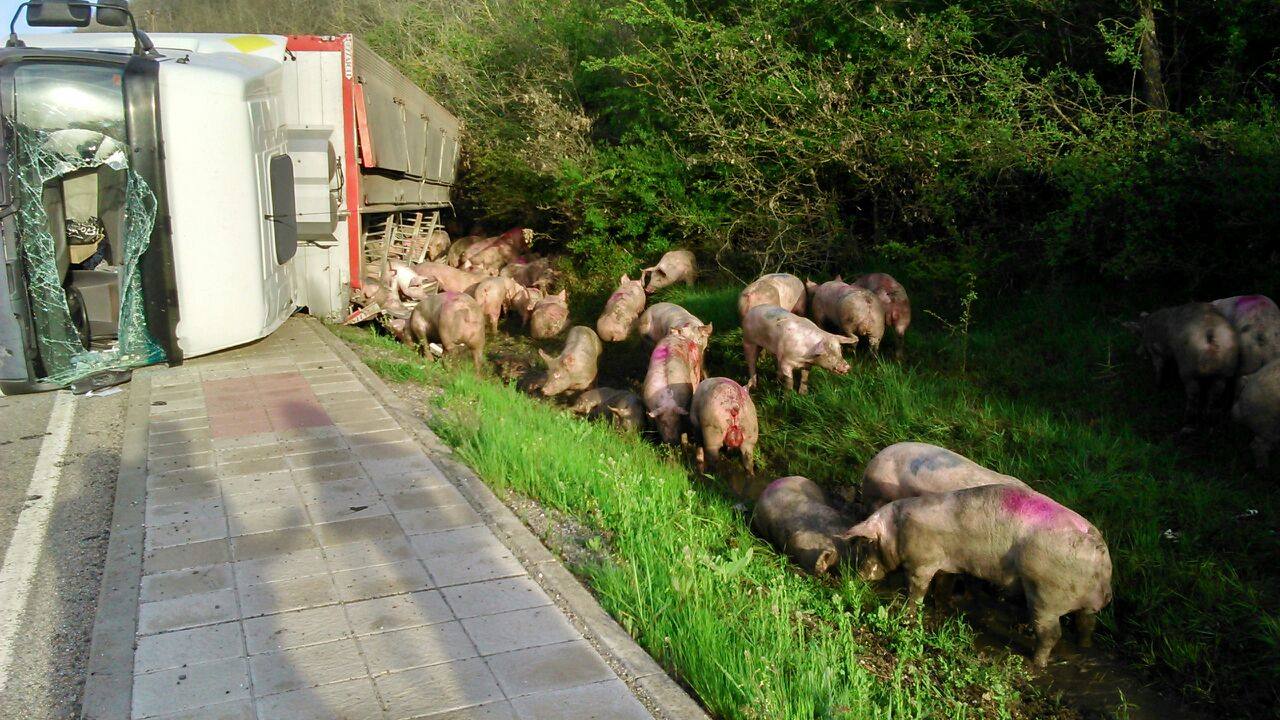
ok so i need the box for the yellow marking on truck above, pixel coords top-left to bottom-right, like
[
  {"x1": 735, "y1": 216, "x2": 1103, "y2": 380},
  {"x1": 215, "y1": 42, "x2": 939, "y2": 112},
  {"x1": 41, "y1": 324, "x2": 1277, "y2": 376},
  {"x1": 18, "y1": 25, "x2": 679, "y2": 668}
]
[{"x1": 225, "y1": 35, "x2": 276, "y2": 54}]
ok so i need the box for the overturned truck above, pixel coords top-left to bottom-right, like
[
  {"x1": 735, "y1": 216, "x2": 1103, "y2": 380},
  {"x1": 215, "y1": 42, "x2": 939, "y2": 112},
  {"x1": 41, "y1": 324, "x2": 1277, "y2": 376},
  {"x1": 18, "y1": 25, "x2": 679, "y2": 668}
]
[{"x1": 0, "y1": 1, "x2": 459, "y2": 393}]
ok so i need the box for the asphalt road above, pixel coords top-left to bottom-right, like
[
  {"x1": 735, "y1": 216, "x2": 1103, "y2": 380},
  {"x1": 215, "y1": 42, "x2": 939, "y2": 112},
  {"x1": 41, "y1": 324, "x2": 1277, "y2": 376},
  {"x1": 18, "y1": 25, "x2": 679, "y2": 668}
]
[{"x1": 0, "y1": 386, "x2": 126, "y2": 719}]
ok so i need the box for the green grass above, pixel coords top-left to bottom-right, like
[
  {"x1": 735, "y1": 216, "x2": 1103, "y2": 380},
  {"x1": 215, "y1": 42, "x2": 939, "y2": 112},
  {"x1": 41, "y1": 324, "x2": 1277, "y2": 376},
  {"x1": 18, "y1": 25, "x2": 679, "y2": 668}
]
[{"x1": 334, "y1": 281, "x2": 1280, "y2": 718}]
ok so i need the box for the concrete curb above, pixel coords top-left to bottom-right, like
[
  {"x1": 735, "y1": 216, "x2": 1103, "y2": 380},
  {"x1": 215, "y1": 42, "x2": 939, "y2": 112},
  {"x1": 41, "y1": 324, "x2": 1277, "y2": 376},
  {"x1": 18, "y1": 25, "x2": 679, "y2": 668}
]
[
  {"x1": 312, "y1": 319, "x2": 711, "y2": 720},
  {"x1": 80, "y1": 370, "x2": 153, "y2": 720}
]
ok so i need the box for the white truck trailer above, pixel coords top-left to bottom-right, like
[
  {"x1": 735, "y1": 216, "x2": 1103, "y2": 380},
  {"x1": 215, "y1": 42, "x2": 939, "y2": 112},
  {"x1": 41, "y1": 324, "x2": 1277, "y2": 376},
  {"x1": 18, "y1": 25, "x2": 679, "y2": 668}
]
[{"x1": 0, "y1": 1, "x2": 460, "y2": 393}]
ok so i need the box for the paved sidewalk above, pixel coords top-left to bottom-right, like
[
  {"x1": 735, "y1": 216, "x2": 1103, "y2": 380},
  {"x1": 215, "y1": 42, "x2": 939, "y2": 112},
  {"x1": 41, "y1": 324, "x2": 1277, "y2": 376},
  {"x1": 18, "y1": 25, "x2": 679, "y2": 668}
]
[{"x1": 93, "y1": 319, "x2": 656, "y2": 719}]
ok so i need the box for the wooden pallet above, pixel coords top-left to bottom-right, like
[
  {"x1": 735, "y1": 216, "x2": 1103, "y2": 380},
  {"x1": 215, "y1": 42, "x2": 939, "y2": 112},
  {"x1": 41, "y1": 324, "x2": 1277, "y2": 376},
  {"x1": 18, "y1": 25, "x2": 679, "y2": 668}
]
[{"x1": 362, "y1": 210, "x2": 442, "y2": 281}]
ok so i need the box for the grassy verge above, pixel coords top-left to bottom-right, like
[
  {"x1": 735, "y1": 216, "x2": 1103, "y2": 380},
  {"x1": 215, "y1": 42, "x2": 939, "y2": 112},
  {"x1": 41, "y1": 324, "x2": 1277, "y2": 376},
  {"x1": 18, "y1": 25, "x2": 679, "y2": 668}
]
[{"x1": 333, "y1": 325, "x2": 1049, "y2": 720}]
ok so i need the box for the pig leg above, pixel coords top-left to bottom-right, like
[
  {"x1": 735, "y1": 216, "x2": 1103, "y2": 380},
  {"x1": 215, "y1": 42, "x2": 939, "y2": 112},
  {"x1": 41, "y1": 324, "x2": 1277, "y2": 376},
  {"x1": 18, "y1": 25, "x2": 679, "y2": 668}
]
[
  {"x1": 744, "y1": 342, "x2": 761, "y2": 389},
  {"x1": 695, "y1": 446, "x2": 707, "y2": 474},
  {"x1": 1027, "y1": 590, "x2": 1063, "y2": 668},
  {"x1": 868, "y1": 335, "x2": 881, "y2": 358},
  {"x1": 470, "y1": 341, "x2": 484, "y2": 370},
  {"x1": 740, "y1": 440, "x2": 755, "y2": 477},
  {"x1": 1074, "y1": 610, "x2": 1097, "y2": 648},
  {"x1": 797, "y1": 367, "x2": 810, "y2": 395},
  {"x1": 906, "y1": 566, "x2": 938, "y2": 610},
  {"x1": 703, "y1": 438, "x2": 723, "y2": 473},
  {"x1": 776, "y1": 361, "x2": 795, "y2": 392},
  {"x1": 1181, "y1": 376, "x2": 1203, "y2": 431}
]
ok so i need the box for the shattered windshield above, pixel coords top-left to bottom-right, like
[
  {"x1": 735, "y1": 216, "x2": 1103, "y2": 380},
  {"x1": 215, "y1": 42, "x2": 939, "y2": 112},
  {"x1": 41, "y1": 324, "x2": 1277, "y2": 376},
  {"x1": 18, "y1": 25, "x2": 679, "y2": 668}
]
[{"x1": 8, "y1": 61, "x2": 164, "y2": 385}]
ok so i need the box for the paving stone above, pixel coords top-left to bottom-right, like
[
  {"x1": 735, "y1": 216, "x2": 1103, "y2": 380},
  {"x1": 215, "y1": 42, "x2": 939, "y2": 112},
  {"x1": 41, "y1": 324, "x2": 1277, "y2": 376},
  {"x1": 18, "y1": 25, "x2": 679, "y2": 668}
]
[
  {"x1": 138, "y1": 588, "x2": 239, "y2": 635},
  {"x1": 286, "y1": 448, "x2": 359, "y2": 469},
  {"x1": 345, "y1": 590, "x2": 455, "y2": 636},
  {"x1": 274, "y1": 425, "x2": 345, "y2": 441},
  {"x1": 347, "y1": 428, "x2": 411, "y2": 447},
  {"x1": 358, "y1": 621, "x2": 476, "y2": 676},
  {"x1": 297, "y1": 476, "x2": 379, "y2": 504},
  {"x1": 280, "y1": 434, "x2": 350, "y2": 455},
  {"x1": 308, "y1": 499, "x2": 390, "y2": 526},
  {"x1": 134, "y1": 622, "x2": 245, "y2": 674},
  {"x1": 233, "y1": 548, "x2": 329, "y2": 586},
  {"x1": 339, "y1": 418, "x2": 396, "y2": 435},
  {"x1": 419, "y1": 548, "x2": 526, "y2": 588},
  {"x1": 238, "y1": 574, "x2": 338, "y2": 617},
  {"x1": 222, "y1": 485, "x2": 304, "y2": 515},
  {"x1": 140, "y1": 564, "x2": 234, "y2": 603},
  {"x1": 375, "y1": 657, "x2": 502, "y2": 719},
  {"x1": 461, "y1": 606, "x2": 579, "y2": 656},
  {"x1": 148, "y1": 698, "x2": 255, "y2": 720},
  {"x1": 230, "y1": 527, "x2": 319, "y2": 562},
  {"x1": 147, "y1": 466, "x2": 219, "y2": 490},
  {"x1": 145, "y1": 498, "x2": 225, "y2": 527},
  {"x1": 150, "y1": 429, "x2": 207, "y2": 447},
  {"x1": 219, "y1": 470, "x2": 297, "y2": 498},
  {"x1": 211, "y1": 432, "x2": 278, "y2": 451},
  {"x1": 394, "y1": 505, "x2": 483, "y2": 536},
  {"x1": 149, "y1": 417, "x2": 211, "y2": 434},
  {"x1": 419, "y1": 703, "x2": 517, "y2": 720},
  {"x1": 248, "y1": 638, "x2": 368, "y2": 696},
  {"x1": 148, "y1": 481, "x2": 221, "y2": 507},
  {"x1": 438, "y1": 577, "x2": 551, "y2": 621},
  {"x1": 144, "y1": 539, "x2": 231, "y2": 574},
  {"x1": 227, "y1": 504, "x2": 311, "y2": 536},
  {"x1": 321, "y1": 536, "x2": 416, "y2": 572},
  {"x1": 354, "y1": 441, "x2": 427, "y2": 463},
  {"x1": 484, "y1": 640, "x2": 614, "y2": 699},
  {"x1": 508, "y1": 679, "x2": 651, "y2": 720},
  {"x1": 215, "y1": 444, "x2": 285, "y2": 466},
  {"x1": 131, "y1": 657, "x2": 250, "y2": 719},
  {"x1": 331, "y1": 560, "x2": 433, "y2": 602},
  {"x1": 254, "y1": 677, "x2": 382, "y2": 720},
  {"x1": 148, "y1": 451, "x2": 215, "y2": 474},
  {"x1": 150, "y1": 438, "x2": 214, "y2": 459},
  {"x1": 243, "y1": 605, "x2": 352, "y2": 654},
  {"x1": 291, "y1": 461, "x2": 366, "y2": 484},
  {"x1": 313, "y1": 515, "x2": 402, "y2": 547},
  {"x1": 146, "y1": 516, "x2": 229, "y2": 552},
  {"x1": 218, "y1": 456, "x2": 289, "y2": 478},
  {"x1": 385, "y1": 486, "x2": 468, "y2": 513}
]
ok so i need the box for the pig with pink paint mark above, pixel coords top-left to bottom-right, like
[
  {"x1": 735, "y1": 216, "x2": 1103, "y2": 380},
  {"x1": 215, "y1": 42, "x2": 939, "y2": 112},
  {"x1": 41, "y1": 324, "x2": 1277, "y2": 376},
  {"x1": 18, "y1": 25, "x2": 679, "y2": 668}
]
[
  {"x1": 841, "y1": 484, "x2": 1112, "y2": 667},
  {"x1": 689, "y1": 377, "x2": 759, "y2": 476},
  {"x1": 636, "y1": 303, "x2": 709, "y2": 346},
  {"x1": 641, "y1": 250, "x2": 697, "y2": 293},
  {"x1": 742, "y1": 304, "x2": 855, "y2": 394},
  {"x1": 860, "y1": 442, "x2": 1028, "y2": 511},
  {"x1": 596, "y1": 275, "x2": 647, "y2": 342},
  {"x1": 1129, "y1": 302, "x2": 1239, "y2": 430},
  {"x1": 539, "y1": 326, "x2": 604, "y2": 397},
  {"x1": 1211, "y1": 295, "x2": 1280, "y2": 375},
  {"x1": 406, "y1": 291, "x2": 486, "y2": 369},
  {"x1": 410, "y1": 261, "x2": 486, "y2": 294},
  {"x1": 752, "y1": 476, "x2": 850, "y2": 575},
  {"x1": 738, "y1": 273, "x2": 807, "y2": 320},
  {"x1": 853, "y1": 273, "x2": 911, "y2": 358},
  {"x1": 446, "y1": 235, "x2": 482, "y2": 268},
  {"x1": 1233, "y1": 358, "x2": 1280, "y2": 470},
  {"x1": 806, "y1": 279, "x2": 886, "y2": 356},
  {"x1": 467, "y1": 276, "x2": 522, "y2": 333},
  {"x1": 528, "y1": 290, "x2": 570, "y2": 339},
  {"x1": 643, "y1": 326, "x2": 708, "y2": 444},
  {"x1": 501, "y1": 256, "x2": 560, "y2": 292},
  {"x1": 461, "y1": 227, "x2": 534, "y2": 275}
]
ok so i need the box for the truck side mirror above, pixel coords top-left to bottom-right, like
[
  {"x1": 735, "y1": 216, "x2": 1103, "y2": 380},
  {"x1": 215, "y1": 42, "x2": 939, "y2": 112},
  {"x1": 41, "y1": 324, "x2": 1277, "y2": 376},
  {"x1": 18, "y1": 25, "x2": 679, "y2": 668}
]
[
  {"x1": 95, "y1": 0, "x2": 130, "y2": 27},
  {"x1": 25, "y1": 1, "x2": 92, "y2": 27}
]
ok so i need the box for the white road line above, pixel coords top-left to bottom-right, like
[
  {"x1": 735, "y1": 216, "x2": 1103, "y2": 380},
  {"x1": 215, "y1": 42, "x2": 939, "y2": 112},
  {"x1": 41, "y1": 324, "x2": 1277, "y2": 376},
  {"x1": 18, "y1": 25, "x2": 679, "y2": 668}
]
[{"x1": 0, "y1": 391, "x2": 76, "y2": 694}]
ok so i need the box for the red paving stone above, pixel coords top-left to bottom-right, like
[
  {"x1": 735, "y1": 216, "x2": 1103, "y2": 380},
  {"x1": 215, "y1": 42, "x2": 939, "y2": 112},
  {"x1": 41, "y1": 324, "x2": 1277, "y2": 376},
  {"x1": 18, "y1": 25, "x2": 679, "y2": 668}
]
[{"x1": 203, "y1": 372, "x2": 333, "y2": 439}]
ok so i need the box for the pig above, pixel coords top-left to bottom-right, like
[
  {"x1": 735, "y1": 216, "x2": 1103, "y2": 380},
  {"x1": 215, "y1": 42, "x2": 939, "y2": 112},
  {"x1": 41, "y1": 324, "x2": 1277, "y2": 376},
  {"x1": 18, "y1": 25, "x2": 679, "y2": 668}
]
[
  {"x1": 512, "y1": 287, "x2": 544, "y2": 327},
  {"x1": 643, "y1": 326, "x2": 708, "y2": 443},
  {"x1": 689, "y1": 377, "x2": 758, "y2": 476},
  {"x1": 806, "y1": 279, "x2": 886, "y2": 355},
  {"x1": 860, "y1": 442, "x2": 1029, "y2": 511},
  {"x1": 570, "y1": 388, "x2": 646, "y2": 433},
  {"x1": 1232, "y1": 359, "x2": 1280, "y2": 469},
  {"x1": 1211, "y1": 295, "x2": 1280, "y2": 375},
  {"x1": 501, "y1": 256, "x2": 559, "y2": 291},
  {"x1": 528, "y1": 289, "x2": 569, "y2": 339},
  {"x1": 741, "y1": 304, "x2": 855, "y2": 394},
  {"x1": 853, "y1": 273, "x2": 911, "y2": 357},
  {"x1": 359, "y1": 277, "x2": 406, "y2": 315},
  {"x1": 641, "y1": 250, "x2": 697, "y2": 293},
  {"x1": 636, "y1": 303, "x2": 711, "y2": 347},
  {"x1": 446, "y1": 235, "x2": 482, "y2": 267},
  {"x1": 467, "y1": 276, "x2": 522, "y2": 333},
  {"x1": 410, "y1": 261, "x2": 485, "y2": 294},
  {"x1": 738, "y1": 273, "x2": 806, "y2": 320},
  {"x1": 423, "y1": 228, "x2": 450, "y2": 261},
  {"x1": 752, "y1": 476, "x2": 849, "y2": 575},
  {"x1": 539, "y1": 326, "x2": 604, "y2": 397},
  {"x1": 596, "y1": 275, "x2": 647, "y2": 342},
  {"x1": 407, "y1": 291, "x2": 486, "y2": 369},
  {"x1": 1130, "y1": 302, "x2": 1240, "y2": 430},
  {"x1": 461, "y1": 227, "x2": 533, "y2": 273},
  {"x1": 840, "y1": 484, "x2": 1113, "y2": 668}
]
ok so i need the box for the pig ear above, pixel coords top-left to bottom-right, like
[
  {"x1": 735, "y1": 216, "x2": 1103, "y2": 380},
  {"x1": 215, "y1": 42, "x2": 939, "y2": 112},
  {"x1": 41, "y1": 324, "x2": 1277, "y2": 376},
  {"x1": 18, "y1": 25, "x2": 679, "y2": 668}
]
[
  {"x1": 805, "y1": 279, "x2": 815, "y2": 289},
  {"x1": 621, "y1": 274, "x2": 630, "y2": 284},
  {"x1": 805, "y1": 340, "x2": 828, "y2": 358},
  {"x1": 557, "y1": 290, "x2": 567, "y2": 301},
  {"x1": 835, "y1": 274, "x2": 843, "y2": 283},
  {"x1": 815, "y1": 548, "x2": 838, "y2": 574},
  {"x1": 836, "y1": 335, "x2": 857, "y2": 345},
  {"x1": 699, "y1": 323, "x2": 713, "y2": 337},
  {"x1": 837, "y1": 519, "x2": 878, "y2": 542},
  {"x1": 538, "y1": 349, "x2": 555, "y2": 366}
]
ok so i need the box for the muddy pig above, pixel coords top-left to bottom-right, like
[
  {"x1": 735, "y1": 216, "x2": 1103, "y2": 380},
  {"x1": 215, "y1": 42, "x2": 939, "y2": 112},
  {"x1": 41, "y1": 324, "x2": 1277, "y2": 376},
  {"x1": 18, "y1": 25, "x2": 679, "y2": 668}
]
[
  {"x1": 1130, "y1": 302, "x2": 1239, "y2": 430},
  {"x1": 1233, "y1": 359, "x2": 1280, "y2": 470},
  {"x1": 467, "y1": 276, "x2": 522, "y2": 333},
  {"x1": 528, "y1": 289, "x2": 570, "y2": 339},
  {"x1": 462, "y1": 227, "x2": 533, "y2": 273},
  {"x1": 636, "y1": 303, "x2": 711, "y2": 347},
  {"x1": 641, "y1": 250, "x2": 697, "y2": 293},
  {"x1": 571, "y1": 388, "x2": 646, "y2": 432},
  {"x1": 596, "y1": 275, "x2": 647, "y2": 342},
  {"x1": 512, "y1": 287, "x2": 544, "y2": 327},
  {"x1": 407, "y1": 291, "x2": 486, "y2": 369},
  {"x1": 501, "y1": 257, "x2": 559, "y2": 291},
  {"x1": 1212, "y1": 295, "x2": 1280, "y2": 375},
  {"x1": 446, "y1": 235, "x2": 482, "y2": 268},
  {"x1": 539, "y1": 326, "x2": 604, "y2": 397},
  {"x1": 861, "y1": 442, "x2": 1028, "y2": 511},
  {"x1": 643, "y1": 326, "x2": 707, "y2": 443},
  {"x1": 423, "y1": 228, "x2": 450, "y2": 261},
  {"x1": 410, "y1": 261, "x2": 485, "y2": 294},
  {"x1": 853, "y1": 273, "x2": 911, "y2": 357},
  {"x1": 742, "y1": 304, "x2": 854, "y2": 394},
  {"x1": 738, "y1": 273, "x2": 806, "y2": 320},
  {"x1": 841, "y1": 484, "x2": 1112, "y2": 667},
  {"x1": 752, "y1": 476, "x2": 849, "y2": 575},
  {"x1": 689, "y1": 377, "x2": 758, "y2": 476},
  {"x1": 807, "y1": 279, "x2": 885, "y2": 355}
]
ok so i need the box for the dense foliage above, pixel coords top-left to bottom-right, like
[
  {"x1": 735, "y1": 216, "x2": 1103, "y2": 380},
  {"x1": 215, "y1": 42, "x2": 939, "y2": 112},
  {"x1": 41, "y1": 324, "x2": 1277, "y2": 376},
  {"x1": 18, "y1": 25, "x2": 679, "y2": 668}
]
[{"x1": 138, "y1": 0, "x2": 1280, "y2": 296}]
